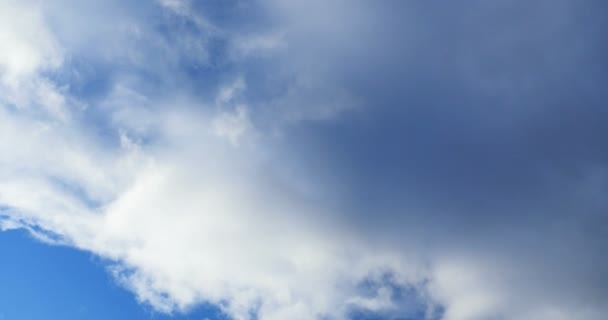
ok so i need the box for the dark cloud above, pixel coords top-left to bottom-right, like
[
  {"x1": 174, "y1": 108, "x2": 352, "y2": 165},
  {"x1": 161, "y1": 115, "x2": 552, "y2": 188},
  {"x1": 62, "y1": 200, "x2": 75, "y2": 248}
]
[{"x1": 247, "y1": 2, "x2": 608, "y2": 317}]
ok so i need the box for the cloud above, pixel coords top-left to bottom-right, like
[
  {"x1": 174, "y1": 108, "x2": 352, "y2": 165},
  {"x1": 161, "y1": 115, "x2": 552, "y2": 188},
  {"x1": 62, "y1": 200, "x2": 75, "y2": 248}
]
[
  {"x1": 0, "y1": 0, "x2": 62, "y2": 82},
  {"x1": 1, "y1": 1, "x2": 607, "y2": 320}
]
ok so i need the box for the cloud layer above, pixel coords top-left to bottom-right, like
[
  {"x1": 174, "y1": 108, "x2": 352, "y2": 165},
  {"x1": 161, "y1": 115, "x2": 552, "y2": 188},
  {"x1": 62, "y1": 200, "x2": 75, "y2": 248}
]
[{"x1": 1, "y1": 1, "x2": 607, "y2": 320}]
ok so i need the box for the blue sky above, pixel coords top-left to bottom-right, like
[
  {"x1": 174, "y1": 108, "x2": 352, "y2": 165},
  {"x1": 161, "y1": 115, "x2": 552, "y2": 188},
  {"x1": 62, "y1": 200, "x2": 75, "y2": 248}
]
[
  {"x1": 0, "y1": 1, "x2": 607, "y2": 320},
  {"x1": 0, "y1": 229, "x2": 227, "y2": 320}
]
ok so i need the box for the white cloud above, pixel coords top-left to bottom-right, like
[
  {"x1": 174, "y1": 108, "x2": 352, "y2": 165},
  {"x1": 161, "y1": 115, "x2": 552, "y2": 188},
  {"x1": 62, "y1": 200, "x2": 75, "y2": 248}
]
[
  {"x1": 230, "y1": 33, "x2": 287, "y2": 59},
  {"x1": 0, "y1": 13, "x2": 425, "y2": 313},
  {"x1": 0, "y1": 0, "x2": 68, "y2": 120},
  {"x1": 1, "y1": 100, "x2": 425, "y2": 319},
  {"x1": 0, "y1": 0, "x2": 62, "y2": 82},
  {"x1": 216, "y1": 78, "x2": 246, "y2": 106},
  {"x1": 211, "y1": 105, "x2": 252, "y2": 146}
]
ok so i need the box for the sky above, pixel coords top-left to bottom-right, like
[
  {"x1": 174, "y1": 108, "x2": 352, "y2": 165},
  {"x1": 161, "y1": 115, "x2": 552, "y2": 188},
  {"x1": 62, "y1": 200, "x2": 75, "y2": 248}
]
[{"x1": 0, "y1": 1, "x2": 607, "y2": 320}]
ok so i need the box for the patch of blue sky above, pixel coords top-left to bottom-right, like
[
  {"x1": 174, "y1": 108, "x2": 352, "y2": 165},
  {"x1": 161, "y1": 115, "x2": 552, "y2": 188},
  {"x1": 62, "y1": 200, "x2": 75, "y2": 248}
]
[
  {"x1": 347, "y1": 273, "x2": 441, "y2": 320},
  {"x1": 0, "y1": 229, "x2": 228, "y2": 320}
]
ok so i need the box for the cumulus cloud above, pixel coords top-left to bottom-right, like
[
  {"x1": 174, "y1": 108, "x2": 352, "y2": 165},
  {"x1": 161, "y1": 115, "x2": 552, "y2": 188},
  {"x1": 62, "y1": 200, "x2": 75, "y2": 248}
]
[{"x1": 1, "y1": 1, "x2": 607, "y2": 320}]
